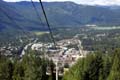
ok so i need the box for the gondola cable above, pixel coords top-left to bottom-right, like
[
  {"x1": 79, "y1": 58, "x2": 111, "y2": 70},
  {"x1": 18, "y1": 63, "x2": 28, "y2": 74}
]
[
  {"x1": 31, "y1": 0, "x2": 44, "y2": 25},
  {"x1": 38, "y1": 0, "x2": 56, "y2": 47}
]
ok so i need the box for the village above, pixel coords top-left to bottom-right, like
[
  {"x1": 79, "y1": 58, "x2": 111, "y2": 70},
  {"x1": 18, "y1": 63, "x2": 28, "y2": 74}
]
[
  {"x1": 0, "y1": 37, "x2": 89, "y2": 76},
  {"x1": 30, "y1": 38, "x2": 89, "y2": 75}
]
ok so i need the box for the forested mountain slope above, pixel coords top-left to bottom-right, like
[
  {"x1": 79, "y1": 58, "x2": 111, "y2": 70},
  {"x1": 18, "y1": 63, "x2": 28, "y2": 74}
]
[{"x1": 1, "y1": 1, "x2": 120, "y2": 32}]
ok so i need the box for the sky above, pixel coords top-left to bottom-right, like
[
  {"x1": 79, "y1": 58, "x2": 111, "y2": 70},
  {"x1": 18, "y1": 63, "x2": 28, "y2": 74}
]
[{"x1": 3, "y1": 0, "x2": 120, "y2": 6}]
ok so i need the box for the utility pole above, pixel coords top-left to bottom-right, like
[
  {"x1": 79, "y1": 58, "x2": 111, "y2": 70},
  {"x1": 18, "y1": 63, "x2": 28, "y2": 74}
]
[
  {"x1": 78, "y1": 40, "x2": 83, "y2": 56},
  {"x1": 56, "y1": 60, "x2": 59, "y2": 80}
]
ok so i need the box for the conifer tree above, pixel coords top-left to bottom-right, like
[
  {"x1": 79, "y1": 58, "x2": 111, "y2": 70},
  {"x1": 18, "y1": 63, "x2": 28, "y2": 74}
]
[
  {"x1": 12, "y1": 61, "x2": 24, "y2": 80},
  {"x1": 99, "y1": 54, "x2": 112, "y2": 80},
  {"x1": 107, "y1": 49, "x2": 120, "y2": 80},
  {"x1": 83, "y1": 53, "x2": 103, "y2": 80},
  {"x1": 0, "y1": 57, "x2": 13, "y2": 80}
]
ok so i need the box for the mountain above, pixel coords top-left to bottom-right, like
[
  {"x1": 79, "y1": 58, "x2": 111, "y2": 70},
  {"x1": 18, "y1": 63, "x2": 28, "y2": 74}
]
[
  {"x1": 0, "y1": 1, "x2": 30, "y2": 44},
  {"x1": 107, "y1": 6, "x2": 120, "y2": 10},
  {"x1": 9, "y1": 1, "x2": 120, "y2": 27},
  {"x1": 1, "y1": 1, "x2": 120, "y2": 32}
]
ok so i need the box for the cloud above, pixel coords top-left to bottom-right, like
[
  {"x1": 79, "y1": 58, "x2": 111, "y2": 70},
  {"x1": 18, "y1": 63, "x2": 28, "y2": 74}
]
[
  {"x1": 3, "y1": 0, "x2": 120, "y2": 5},
  {"x1": 87, "y1": 0, "x2": 120, "y2": 5}
]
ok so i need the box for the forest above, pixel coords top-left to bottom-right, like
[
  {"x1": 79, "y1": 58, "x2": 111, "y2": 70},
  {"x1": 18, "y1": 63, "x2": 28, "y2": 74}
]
[
  {"x1": 63, "y1": 48, "x2": 120, "y2": 80},
  {"x1": 0, "y1": 50, "x2": 56, "y2": 80},
  {"x1": 0, "y1": 48, "x2": 120, "y2": 80}
]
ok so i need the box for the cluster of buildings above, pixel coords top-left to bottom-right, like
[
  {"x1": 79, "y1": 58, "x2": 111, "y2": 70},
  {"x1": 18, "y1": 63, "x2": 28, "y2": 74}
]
[
  {"x1": 0, "y1": 46, "x2": 19, "y2": 57},
  {"x1": 0, "y1": 38, "x2": 88, "y2": 75},
  {"x1": 31, "y1": 38, "x2": 88, "y2": 75}
]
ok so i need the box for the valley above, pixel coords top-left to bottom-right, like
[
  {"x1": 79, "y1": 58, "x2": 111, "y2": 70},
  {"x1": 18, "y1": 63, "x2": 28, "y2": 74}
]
[{"x1": 1, "y1": 0, "x2": 120, "y2": 80}]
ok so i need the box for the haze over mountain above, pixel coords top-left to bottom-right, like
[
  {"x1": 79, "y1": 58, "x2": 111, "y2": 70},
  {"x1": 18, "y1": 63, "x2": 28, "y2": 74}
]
[{"x1": 4, "y1": 0, "x2": 120, "y2": 6}]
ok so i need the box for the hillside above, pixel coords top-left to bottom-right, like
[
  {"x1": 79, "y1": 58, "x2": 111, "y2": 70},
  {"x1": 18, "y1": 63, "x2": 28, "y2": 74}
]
[
  {"x1": 1, "y1": 1, "x2": 120, "y2": 33},
  {"x1": 1, "y1": 1, "x2": 120, "y2": 32},
  {"x1": 0, "y1": 1, "x2": 120, "y2": 43},
  {"x1": 10, "y1": 1, "x2": 120, "y2": 27},
  {"x1": 0, "y1": 1, "x2": 31, "y2": 46}
]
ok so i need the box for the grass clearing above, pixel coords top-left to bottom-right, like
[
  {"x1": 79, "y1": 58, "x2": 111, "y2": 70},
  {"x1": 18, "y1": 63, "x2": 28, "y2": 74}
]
[
  {"x1": 33, "y1": 31, "x2": 49, "y2": 36},
  {"x1": 91, "y1": 26, "x2": 120, "y2": 30}
]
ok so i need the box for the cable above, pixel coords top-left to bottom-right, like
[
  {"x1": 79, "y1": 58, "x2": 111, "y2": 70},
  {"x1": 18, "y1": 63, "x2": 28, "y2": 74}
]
[
  {"x1": 1, "y1": 1, "x2": 56, "y2": 47},
  {"x1": 38, "y1": 0, "x2": 56, "y2": 47},
  {"x1": 38, "y1": 2, "x2": 59, "y2": 80},
  {"x1": 31, "y1": 0, "x2": 56, "y2": 46},
  {"x1": 31, "y1": 0, "x2": 44, "y2": 25}
]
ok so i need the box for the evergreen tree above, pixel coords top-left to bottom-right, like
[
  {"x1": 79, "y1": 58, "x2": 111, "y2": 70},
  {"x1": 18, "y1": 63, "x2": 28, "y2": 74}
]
[
  {"x1": 107, "y1": 49, "x2": 120, "y2": 80},
  {"x1": 63, "y1": 53, "x2": 104, "y2": 80},
  {"x1": 41, "y1": 60, "x2": 47, "y2": 80},
  {"x1": 48, "y1": 60, "x2": 55, "y2": 80},
  {"x1": 22, "y1": 50, "x2": 46, "y2": 80},
  {"x1": 83, "y1": 53, "x2": 103, "y2": 80},
  {"x1": 99, "y1": 54, "x2": 112, "y2": 80},
  {"x1": 0, "y1": 57, "x2": 13, "y2": 80},
  {"x1": 12, "y1": 61, "x2": 24, "y2": 80}
]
